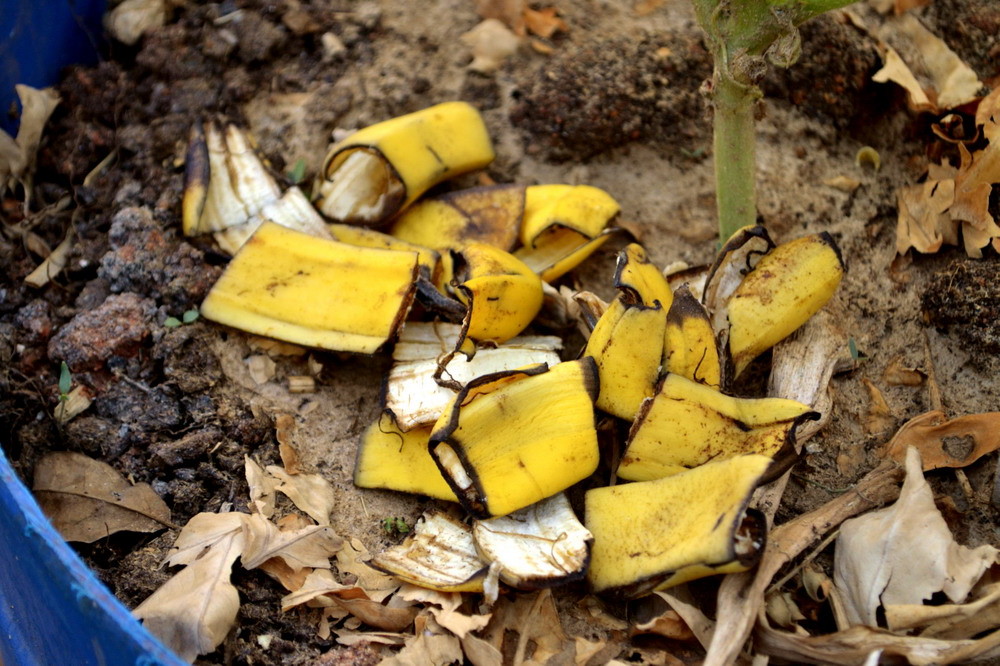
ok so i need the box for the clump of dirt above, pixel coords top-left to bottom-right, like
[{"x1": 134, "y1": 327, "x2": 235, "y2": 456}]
[{"x1": 923, "y1": 258, "x2": 1000, "y2": 357}]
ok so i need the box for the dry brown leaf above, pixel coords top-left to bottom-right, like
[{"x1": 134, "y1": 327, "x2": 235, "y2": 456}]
[
  {"x1": 950, "y1": 122, "x2": 1000, "y2": 257},
  {"x1": 396, "y1": 584, "x2": 491, "y2": 638},
  {"x1": 333, "y1": 627, "x2": 408, "y2": 646},
  {"x1": 894, "y1": 0, "x2": 931, "y2": 13},
  {"x1": 461, "y1": 19, "x2": 521, "y2": 74},
  {"x1": 462, "y1": 633, "x2": 503, "y2": 666},
  {"x1": 704, "y1": 460, "x2": 906, "y2": 666},
  {"x1": 756, "y1": 610, "x2": 1000, "y2": 665},
  {"x1": 240, "y1": 512, "x2": 343, "y2": 571},
  {"x1": 474, "y1": 0, "x2": 525, "y2": 35},
  {"x1": 863, "y1": 378, "x2": 895, "y2": 436},
  {"x1": 632, "y1": 607, "x2": 696, "y2": 641},
  {"x1": 246, "y1": 354, "x2": 277, "y2": 385},
  {"x1": 824, "y1": 175, "x2": 862, "y2": 192},
  {"x1": 886, "y1": 410, "x2": 1000, "y2": 470},
  {"x1": 165, "y1": 511, "x2": 245, "y2": 567},
  {"x1": 328, "y1": 594, "x2": 418, "y2": 632},
  {"x1": 381, "y1": 613, "x2": 464, "y2": 665},
  {"x1": 266, "y1": 464, "x2": 335, "y2": 525},
  {"x1": 976, "y1": 87, "x2": 1000, "y2": 128},
  {"x1": 0, "y1": 85, "x2": 60, "y2": 200},
  {"x1": 523, "y1": 7, "x2": 567, "y2": 39},
  {"x1": 134, "y1": 528, "x2": 244, "y2": 662},
  {"x1": 895, "y1": 179, "x2": 956, "y2": 254},
  {"x1": 258, "y1": 556, "x2": 311, "y2": 592},
  {"x1": 873, "y1": 46, "x2": 933, "y2": 110},
  {"x1": 834, "y1": 447, "x2": 998, "y2": 627},
  {"x1": 244, "y1": 455, "x2": 277, "y2": 517},
  {"x1": 883, "y1": 357, "x2": 926, "y2": 386},
  {"x1": 281, "y1": 568, "x2": 358, "y2": 611},
  {"x1": 886, "y1": 581, "x2": 1000, "y2": 638},
  {"x1": 54, "y1": 384, "x2": 92, "y2": 423},
  {"x1": 275, "y1": 413, "x2": 303, "y2": 473},
  {"x1": 489, "y1": 589, "x2": 569, "y2": 665},
  {"x1": 24, "y1": 231, "x2": 74, "y2": 288},
  {"x1": 337, "y1": 537, "x2": 399, "y2": 595},
  {"x1": 654, "y1": 590, "x2": 716, "y2": 650},
  {"x1": 33, "y1": 451, "x2": 173, "y2": 543}
]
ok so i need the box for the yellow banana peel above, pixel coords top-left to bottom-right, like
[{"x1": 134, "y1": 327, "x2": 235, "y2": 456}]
[
  {"x1": 327, "y1": 222, "x2": 440, "y2": 281},
  {"x1": 314, "y1": 102, "x2": 494, "y2": 225},
  {"x1": 389, "y1": 184, "x2": 524, "y2": 251},
  {"x1": 519, "y1": 184, "x2": 620, "y2": 247},
  {"x1": 702, "y1": 224, "x2": 774, "y2": 344},
  {"x1": 727, "y1": 232, "x2": 845, "y2": 379},
  {"x1": 200, "y1": 221, "x2": 418, "y2": 353},
  {"x1": 617, "y1": 373, "x2": 817, "y2": 481},
  {"x1": 663, "y1": 285, "x2": 721, "y2": 389},
  {"x1": 451, "y1": 243, "x2": 544, "y2": 346},
  {"x1": 370, "y1": 512, "x2": 487, "y2": 593},
  {"x1": 354, "y1": 412, "x2": 457, "y2": 501},
  {"x1": 514, "y1": 228, "x2": 619, "y2": 283},
  {"x1": 583, "y1": 296, "x2": 665, "y2": 421},
  {"x1": 472, "y1": 493, "x2": 592, "y2": 589},
  {"x1": 613, "y1": 243, "x2": 673, "y2": 311},
  {"x1": 586, "y1": 454, "x2": 772, "y2": 597},
  {"x1": 429, "y1": 359, "x2": 600, "y2": 518}
]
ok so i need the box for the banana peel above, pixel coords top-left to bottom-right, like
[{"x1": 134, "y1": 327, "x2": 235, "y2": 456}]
[
  {"x1": 386, "y1": 322, "x2": 562, "y2": 430},
  {"x1": 369, "y1": 512, "x2": 487, "y2": 593},
  {"x1": 663, "y1": 285, "x2": 721, "y2": 389},
  {"x1": 472, "y1": 493, "x2": 592, "y2": 589},
  {"x1": 726, "y1": 232, "x2": 845, "y2": 379},
  {"x1": 450, "y1": 242, "x2": 544, "y2": 347},
  {"x1": 583, "y1": 296, "x2": 665, "y2": 421},
  {"x1": 389, "y1": 184, "x2": 524, "y2": 251},
  {"x1": 617, "y1": 373, "x2": 818, "y2": 481},
  {"x1": 354, "y1": 412, "x2": 458, "y2": 501},
  {"x1": 183, "y1": 122, "x2": 331, "y2": 253},
  {"x1": 429, "y1": 358, "x2": 600, "y2": 518},
  {"x1": 314, "y1": 102, "x2": 494, "y2": 225},
  {"x1": 702, "y1": 225, "x2": 774, "y2": 345},
  {"x1": 514, "y1": 184, "x2": 622, "y2": 283},
  {"x1": 328, "y1": 222, "x2": 440, "y2": 281},
  {"x1": 200, "y1": 221, "x2": 418, "y2": 353},
  {"x1": 586, "y1": 454, "x2": 772, "y2": 597},
  {"x1": 613, "y1": 243, "x2": 673, "y2": 311}
]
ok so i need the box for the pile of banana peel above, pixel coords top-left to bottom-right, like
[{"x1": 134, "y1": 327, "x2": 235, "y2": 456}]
[{"x1": 182, "y1": 102, "x2": 844, "y2": 603}]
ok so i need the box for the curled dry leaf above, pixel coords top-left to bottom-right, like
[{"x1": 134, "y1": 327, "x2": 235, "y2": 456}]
[
  {"x1": 165, "y1": 512, "x2": 245, "y2": 567},
  {"x1": 240, "y1": 512, "x2": 343, "y2": 571},
  {"x1": 244, "y1": 456, "x2": 278, "y2": 517},
  {"x1": 266, "y1": 464, "x2": 335, "y2": 525},
  {"x1": 834, "y1": 448, "x2": 999, "y2": 628},
  {"x1": 381, "y1": 614, "x2": 464, "y2": 666},
  {"x1": 523, "y1": 7, "x2": 568, "y2": 39},
  {"x1": 33, "y1": 451, "x2": 173, "y2": 543},
  {"x1": 885, "y1": 410, "x2": 1000, "y2": 470},
  {"x1": 0, "y1": 85, "x2": 60, "y2": 198},
  {"x1": 885, "y1": 581, "x2": 1000, "y2": 639},
  {"x1": 134, "y1": 528, "x2": 244, "y2": 662}
]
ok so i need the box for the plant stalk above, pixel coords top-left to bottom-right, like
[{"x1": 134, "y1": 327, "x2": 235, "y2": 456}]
[{"x1": 713, "y1": 72, "x2": 759, "y2": 243}]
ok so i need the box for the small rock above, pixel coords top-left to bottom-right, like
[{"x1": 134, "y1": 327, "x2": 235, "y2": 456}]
[
  {"x1": 15, "y1": 299, "x2": 55, "y2": 344},
  {"x1": 48, "y1": 292, "x2": 156, "y2": 371},
  {"x1": 94, "y1": 380, "x2": 184, "y2": 432}
]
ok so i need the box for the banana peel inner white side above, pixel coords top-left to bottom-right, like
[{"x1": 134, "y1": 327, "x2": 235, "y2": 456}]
[
  {"x1": 369, "y1": 512, "x2": 487, "y2": 593},
  {"x1": 386, "y1": 322, "x2": 562, "y2": 431},
  {"x1": 472, "y1": 493, "x2": 592, "y2": 590}
]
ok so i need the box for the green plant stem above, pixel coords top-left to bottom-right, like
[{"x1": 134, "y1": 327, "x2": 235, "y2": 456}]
[{"x1": 713, "y1": 72, "x2": 759, "y2": 242}]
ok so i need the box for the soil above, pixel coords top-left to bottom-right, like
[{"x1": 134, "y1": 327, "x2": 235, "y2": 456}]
[{"x1": 2, "y1": 0, "x2": 1000, "y2": 664}]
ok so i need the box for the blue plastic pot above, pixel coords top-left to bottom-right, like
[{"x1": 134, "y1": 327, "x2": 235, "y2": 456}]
[
  {"x1": 2, "y1": 2, "x2": 185, "y2": 664},
  {"x1": 1, "y1": 0, "x2": 107, "y2": 135},
  {"x1": 0, "y1": 448, "x2": 185, "y2": 665}
]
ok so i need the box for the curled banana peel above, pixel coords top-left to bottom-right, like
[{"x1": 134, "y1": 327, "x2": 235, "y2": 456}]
[
  {"x1": 664, "y1": 285, "x2": 722, "y2": 389},
  {"x1": 314, "y1": 101, "x2": 494, "y2": 226},
  {"x1": 369, "y1": 512, "x2": 487, "y2": 593},
  {"x1": 429, "y1": 358, "x2": 600, "y2": 518},
  {"x1": 327, "y1": 222, "x2": 440, "y2": 282},
  {"x1": 514, "y1": 184, "x2": 622, "y2": 283},
  {"x1": 385, "y1": 322, "x2": 561, "y2": 431},
  {"x1": 472, "y1": 493, "x2": 592, "y2": 590},
  {"x1": 449, "y1": 242, "x2": 544, "y2": 347},
  {"x1": 583, "y1": 296, "x2": 665, "y2": 421},
  {"x1": 613, "y1": 243, "x2": 673, "y2": 310},
  {"x1": 354, "y1": 412, "x2": 458, "y2": 501},
  {"x1": 702, "y1": 225, "x2": 774, "y2": 348},
  {"x1": 182, "y1": 122, "x2": 331, "y2": 253},
  {"x1": 388, "y1": 184, "x2": 524, "y2": 251},
  {"x1": 200, "y1": 221, "x2": 418, "y2": 354},
  {"x1": 586, "y1": 454, "x2": 772, "y2": 597},
  {"x1": 727, "y1": 232, "x2": 845, "y2": 379},
  {"x1": 617, "y1": 373, "x2": 818, "y2": 481}
]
